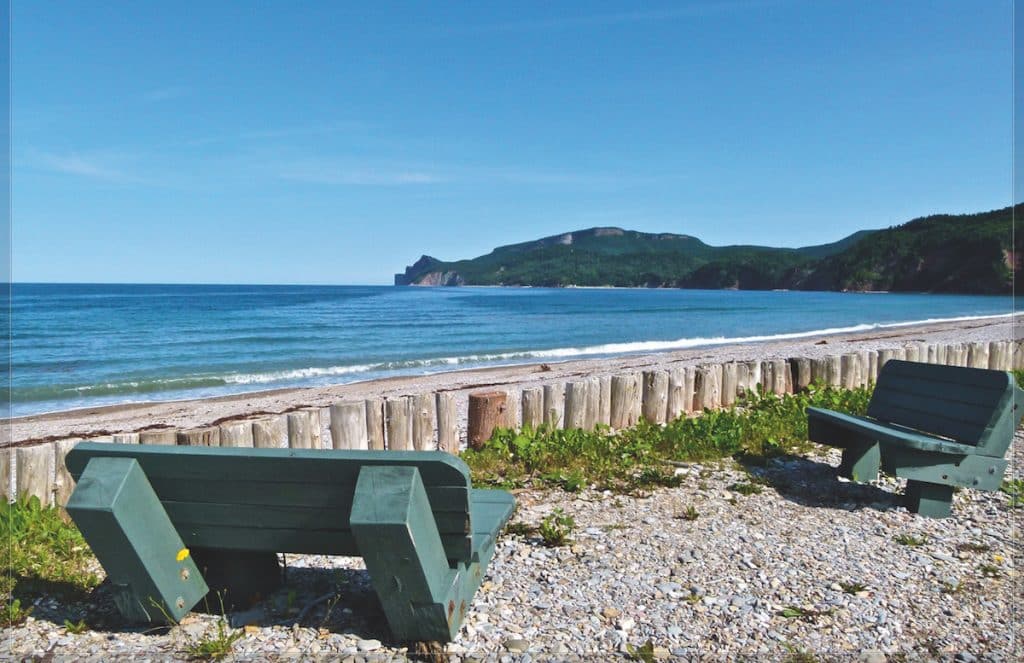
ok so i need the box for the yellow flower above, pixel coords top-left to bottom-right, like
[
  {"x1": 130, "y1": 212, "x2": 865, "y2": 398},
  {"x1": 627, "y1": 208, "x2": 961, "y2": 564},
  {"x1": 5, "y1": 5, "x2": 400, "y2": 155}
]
[{"x1": 176, "y1": 548, "x2": 190, "y2": 562}]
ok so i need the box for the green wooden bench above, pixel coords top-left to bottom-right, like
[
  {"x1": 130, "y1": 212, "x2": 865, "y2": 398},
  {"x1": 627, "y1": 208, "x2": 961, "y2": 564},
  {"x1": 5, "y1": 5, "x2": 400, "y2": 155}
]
[
  {"x1": 807, "y1": 359, "x2": 1022, "y2": 518},
  {"x1": 64, "y1": 442, "x2": 515, "y2": 642}
]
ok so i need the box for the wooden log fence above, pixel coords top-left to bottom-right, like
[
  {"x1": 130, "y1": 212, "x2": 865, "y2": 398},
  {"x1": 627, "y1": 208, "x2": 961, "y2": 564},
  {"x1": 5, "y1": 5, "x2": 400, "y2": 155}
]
[{"x1": 7, "y1": 338, "x2": 1023, "y2": 506}]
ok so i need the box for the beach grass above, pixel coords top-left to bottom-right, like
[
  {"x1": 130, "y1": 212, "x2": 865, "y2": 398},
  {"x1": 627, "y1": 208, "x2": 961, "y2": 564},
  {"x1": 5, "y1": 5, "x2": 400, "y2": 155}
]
[
  {"x1": 462, "y1": 381, "x2": 873, "y2": 493},
  {"x1": 1, "y1": 495, "x2": 101, "y2": 612}
]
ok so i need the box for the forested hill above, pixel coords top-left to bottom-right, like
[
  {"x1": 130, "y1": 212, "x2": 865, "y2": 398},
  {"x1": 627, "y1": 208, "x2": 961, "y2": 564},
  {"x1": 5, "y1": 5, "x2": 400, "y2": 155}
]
[{"x1": 395, "y1": 205, "x2": 1021, "y2": 294}]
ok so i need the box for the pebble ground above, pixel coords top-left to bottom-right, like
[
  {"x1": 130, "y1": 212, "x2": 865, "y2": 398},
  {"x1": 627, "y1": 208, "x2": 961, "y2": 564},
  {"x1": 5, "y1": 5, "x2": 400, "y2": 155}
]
[{"x1": 5, "y1": 435, "x2": 1021, "y2": 662}]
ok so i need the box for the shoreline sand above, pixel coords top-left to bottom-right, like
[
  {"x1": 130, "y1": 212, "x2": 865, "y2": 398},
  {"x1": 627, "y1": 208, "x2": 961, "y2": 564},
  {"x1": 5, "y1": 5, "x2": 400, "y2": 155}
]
[{"x1": 7, "y1": 314, "x2": 1020, "y2": 446}]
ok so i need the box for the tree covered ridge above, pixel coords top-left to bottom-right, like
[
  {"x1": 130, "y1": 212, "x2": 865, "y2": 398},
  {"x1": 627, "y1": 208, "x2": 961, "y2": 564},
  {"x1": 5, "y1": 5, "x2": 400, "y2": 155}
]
[{"x1": 395, "y1": 204, "x2": 1021, "y2": 293}]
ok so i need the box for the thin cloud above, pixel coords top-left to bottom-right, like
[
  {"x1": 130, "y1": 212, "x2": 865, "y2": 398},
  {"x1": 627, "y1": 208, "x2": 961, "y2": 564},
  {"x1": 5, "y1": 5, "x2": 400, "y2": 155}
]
[{"x1": 30, "y1": 151, "x2": 139, "y2": 183}]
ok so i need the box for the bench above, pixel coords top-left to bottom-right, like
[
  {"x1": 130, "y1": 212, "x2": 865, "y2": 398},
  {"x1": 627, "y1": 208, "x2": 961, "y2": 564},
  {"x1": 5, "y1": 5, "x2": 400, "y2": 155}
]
[
  {"x1": 807, "y1": 359, "x2": 1022, "y2": 518},
  {"x1": 65, "y1": 442, "x2": 515, "y2": 642}
]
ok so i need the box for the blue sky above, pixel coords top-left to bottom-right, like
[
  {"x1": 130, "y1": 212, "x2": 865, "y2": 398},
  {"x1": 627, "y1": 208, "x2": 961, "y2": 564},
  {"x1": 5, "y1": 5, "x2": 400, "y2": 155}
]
[{"x1": 13, "y1": 1, "x2": 1013, "y2": 285}]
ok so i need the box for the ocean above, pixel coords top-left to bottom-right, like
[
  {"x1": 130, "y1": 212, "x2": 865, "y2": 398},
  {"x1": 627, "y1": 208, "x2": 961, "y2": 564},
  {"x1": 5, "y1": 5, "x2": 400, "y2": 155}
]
[{"x1": 7, "y1": 283, "x2": 1018, "y2": 417}]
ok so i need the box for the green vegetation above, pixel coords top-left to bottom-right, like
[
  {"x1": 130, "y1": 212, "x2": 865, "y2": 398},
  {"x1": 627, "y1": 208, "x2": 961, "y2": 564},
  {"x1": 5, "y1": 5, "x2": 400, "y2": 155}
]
[
  {"x1": 893, "y1": 533, "x2": 928, "y2": 547},
  {"x1": 678, "y1": 505, "x2": 700, "y2": 521},
  {"x1": 64, "y1": 618, "x2": 88, "y2": 634},
  {"x1": 625, "y1": 640, "x2": 657, "y2": 663},
  {"x1": 728, "y1": 482, "x2": 763, "y2": 496},
  {"x1": 538, "y1": 509, "x2": 575, "y2": 547},
  {"x1": 778, "y1": 606, "x2": 833, "y2": 621},
  {"x1": 2, "y1": 598, "x2": 32, "y2": 627},
  {"x1": 0, "y1": 496, "x2": 101, "y2": 605},
  {"x1": 462, "y1": 383, "x2": 872, "y2": 492},
  {"x1": 185, "y1": 617, "x2": 244, "y2": 661},
  {"x1": 999, "y1": 478, "x2": 1024, "y2": 509},
  {"x1": 397, "y1": 204, "x2": 1020, "y2": 294},
  {"x1": 839, "y1": 581, "x2": 867, "y2": 595}
]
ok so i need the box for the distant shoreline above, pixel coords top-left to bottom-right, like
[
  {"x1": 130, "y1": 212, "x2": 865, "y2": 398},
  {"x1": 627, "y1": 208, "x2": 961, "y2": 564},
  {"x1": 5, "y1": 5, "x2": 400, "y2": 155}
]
[{"x1": 8, "y1": 314, "x2": 1020, "y2": 446}]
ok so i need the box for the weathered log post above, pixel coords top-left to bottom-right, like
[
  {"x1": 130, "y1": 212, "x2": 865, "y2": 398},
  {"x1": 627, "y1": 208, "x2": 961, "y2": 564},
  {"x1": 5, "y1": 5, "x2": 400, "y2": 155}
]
[
  {"x1": 112, "y1": 433, "x2": 140, "y2": 444},
  {"x1": 667, "y1": 367, "x2": 687, "y2": 420},
  {"x1": 220, "y1": 420, "x2": 255, "y2": 448},
  {"x1": 177, "y1": 427, "x2": 220, "y2": 446},
  {"x1": 53, "y1": 439, "x2": 79, "y2": 507},
  {"x1": 641, "y1": 370, "x2": 669, "y2": 424},
  {"x1": 877, "y1": 348, "x2": 897, "y2": 373},
  {"x1": 967, "y1": 342, "x2": 990, "y2": 369},
  {"x1": 252, "y1": 415, "x2": 288, "y2": 448},
  {"x1": 287, "y1": 410, "x2": 314, "y2": 449},
  {"x1": 386, "y1": 396, "x2": 413, "y2": 451},
  {"x1": 744, "y1": 360, "x2": 761, "y2": 395},
  {"x1": 0, "y1": 448, "x2": 12, "y2": 502},
  {"x1": 810, "y1": 357, "x2": 828, "y2": 387},
  {"x1": 988, "y1": 341, "x2": 1010, "y2": 370},
  {"x1": 769, "y1": 359, "x2": 790, "y2": 395},
  {"x1": 584, "y1": 377, "x2": 601, "y2": 430},
  {"x1": 826, "y1": 355, "x2": 842, "y2": 387},
  {"x1": 914, "y1": 341, "x2": 929, "y2": 363},
  {"x1": 694, "y1": 365, "x2": 721, "y2": 411},
  {"x1": 720, "y1": 363, "x2": 739, "y2": 407},
  {"x1": 598, "y1": 376, "x2": 612, "y2": 426},
  {"x1": 17, "y1": 445, "x2": 54, "y2": 506},
  {"x1": 139, "y1": 430, "x2": 177, "y2": 445},
  {"x1": 467, "y1": 391, "x2": 508, "y2": 449},
  {"x1": 840, "y1": 353, "x2": 859, "y2": 390},
  {"x1": 564, "y1": 380, "x2": 589, "y2": 430},
  {"x1": 1013, "y1": 340, "x2": 1024, "y2": 370},
  {"x1": 855, "y1": 351, "x2": 870, "y2": 387},
  {"x1": 866, "y1": 350, "x2": 879, "y2": 384},
  {"x1": 365, "y1": 398, "x2": 386, "y2": 450},
  {"x1": 436, "y1": 393, "x2": 459, "y2": 453},
  {"x1": 904, "y1": 344, "x2": 920, "y2": 363},
  {"x1": 926, "y1": 343, "x2": 938, "y2": 364},
  {"x1": 790, "y1": 358, "x2": 812, "y2": 392},
  {"x1": 934, "y1": 344, "x2": 948, "y2": 366},
  {"x1": 543, "y1": 383, "x2": 565, "y2": 429},
  {"x1": 610, "y1": 374, "x2": 638, "y2": 429},
  {"x1": 410, "y1": 393, "x2": 437, "y2": 451},
  {"x1": 521, "y1": 388, "x2": 544, "y2": 429},
  {"x1": 330, "y1": 401, "x2": 368, "y2": 450}
]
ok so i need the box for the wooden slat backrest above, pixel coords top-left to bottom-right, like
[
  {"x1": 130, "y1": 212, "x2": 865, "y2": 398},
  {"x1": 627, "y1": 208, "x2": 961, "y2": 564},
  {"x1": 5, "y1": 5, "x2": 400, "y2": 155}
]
[
  {"x1": 66, "y1": 442, "x2": 475, "y2": 562},
  {"x1": 869, "y1": 360, "x2": 1020, "y2": 455}
]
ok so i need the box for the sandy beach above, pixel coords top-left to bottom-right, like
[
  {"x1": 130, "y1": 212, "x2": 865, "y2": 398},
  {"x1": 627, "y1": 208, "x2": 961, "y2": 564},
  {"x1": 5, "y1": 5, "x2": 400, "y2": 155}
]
[{"x1": 8, "y1": 314, "x2": 1020, "y2": 446}]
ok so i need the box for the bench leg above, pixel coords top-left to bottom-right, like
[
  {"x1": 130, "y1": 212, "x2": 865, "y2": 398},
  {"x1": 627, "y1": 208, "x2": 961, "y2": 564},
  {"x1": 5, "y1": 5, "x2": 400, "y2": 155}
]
[
  {"x1": 350, "y1": 466, "x2": 459, "y2": 642},
  {"x1": 838, "y1": 441, "x2": 880, "y2": 483},
  {"x1": 904, "y1": 480, "x2": 953, "y2": 518},
  {"x1": 66, "y1": 457, "x2": 209, "y2": 623}
]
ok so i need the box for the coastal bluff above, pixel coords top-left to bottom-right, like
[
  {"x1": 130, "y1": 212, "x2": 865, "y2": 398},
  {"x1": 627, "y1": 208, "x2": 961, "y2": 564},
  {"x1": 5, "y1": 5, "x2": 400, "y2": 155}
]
[{"x1": 395, "y1": 204, "x2": 1020, "y2": 293}]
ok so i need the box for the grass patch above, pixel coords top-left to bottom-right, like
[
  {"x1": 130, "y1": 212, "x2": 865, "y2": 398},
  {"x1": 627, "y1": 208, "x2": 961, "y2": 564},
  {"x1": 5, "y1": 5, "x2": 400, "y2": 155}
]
[
  {"x1": 839, "y1": 581, "x2": 867, "y2": 594},
  {"x1": 999, "y1": 478, "x2": 1023, "y2": 508},
  {"x1": 728, "y1": 482, "x2": 763, "y2": 496},
  {"x1": 463, "y1": 383, "x2": 872, "y2": 493},
  {"x1": 0, "y1": 496, "x2": 100, "y2": 603},
  {"x1": 1, "y1": 598, "x2": 32, "y2": 627},
  {"x1": 893, "y1": 533, "x2": 927, "y2": 547},
  {"x1": 777, "y1": 606, "x2": 833, "y2": 622},
  {"x1": 979, "y1": 564, "x2": 1001, "y2": 578},
  {"x1": 505, "y1": 522, "x2": 536, "y2": 537},
  {"x1": 64, "y1": 618, "x2": 88, "y2": 634},
  {"x1": 676, "y1": 506, "x2": 700, "y2": 521},
  {"x1": 625, "y1": 640, "x2": 656, "y2": 663},
  {"x1": 185, "y1": 618, "x2": 244, "y2": 661},
  {"x1": 538, "y1": 509, "x2": 575, "y2": 547}
]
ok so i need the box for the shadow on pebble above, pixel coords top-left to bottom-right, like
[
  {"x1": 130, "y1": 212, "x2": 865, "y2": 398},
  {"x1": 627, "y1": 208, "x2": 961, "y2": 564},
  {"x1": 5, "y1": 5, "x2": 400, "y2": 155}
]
[{"x1": 738, "y1": 453, "x2": 904, "y2": 513}]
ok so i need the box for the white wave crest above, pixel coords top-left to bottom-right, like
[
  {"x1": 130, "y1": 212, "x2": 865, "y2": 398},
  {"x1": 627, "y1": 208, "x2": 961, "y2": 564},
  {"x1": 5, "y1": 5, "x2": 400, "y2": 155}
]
[{"x1": 215, "y1": 312, "x2": 1016, "y2": 386}]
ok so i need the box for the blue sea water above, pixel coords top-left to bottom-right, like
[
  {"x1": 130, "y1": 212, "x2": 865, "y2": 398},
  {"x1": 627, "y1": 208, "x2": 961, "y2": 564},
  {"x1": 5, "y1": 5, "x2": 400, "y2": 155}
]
[{"x1": 6, "y1": 283, "x2": 1018, "y2": 417}]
